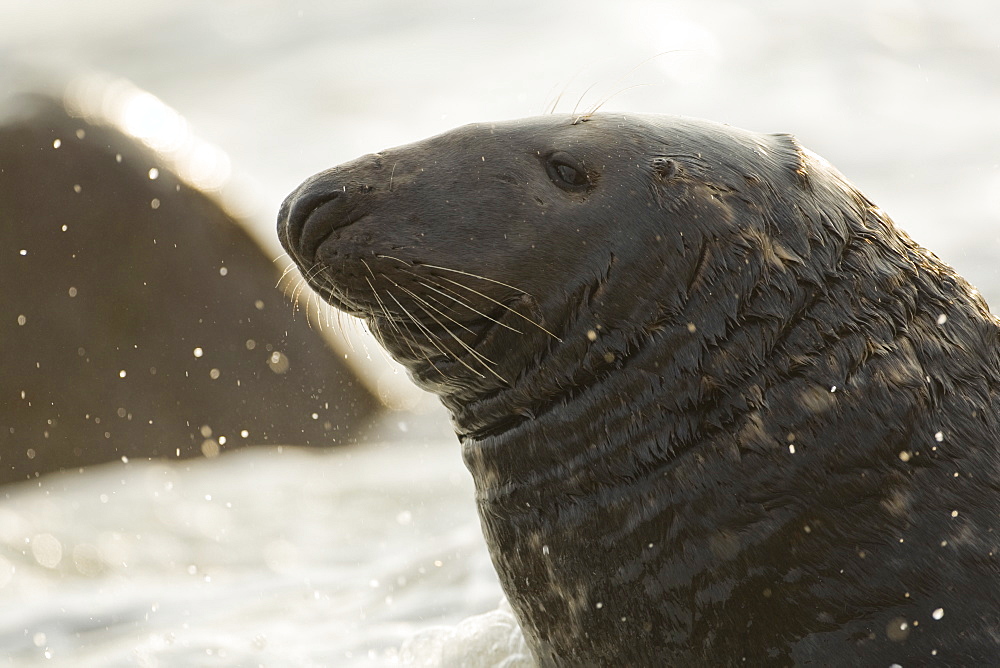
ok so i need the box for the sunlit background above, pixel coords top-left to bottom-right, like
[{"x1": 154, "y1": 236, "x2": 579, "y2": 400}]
[{"x1": 2, "y1": 1, "x2": 999, "y2": 665}]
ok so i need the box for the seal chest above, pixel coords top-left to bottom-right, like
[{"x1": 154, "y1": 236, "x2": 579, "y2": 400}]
[{"x1": 278, "y1": 113, "x2": 1000, "y2": 665}]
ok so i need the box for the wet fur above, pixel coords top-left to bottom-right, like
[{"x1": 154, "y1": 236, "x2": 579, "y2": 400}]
[{"x1": 278, "y1": 114, "x2": 1000, "y2": 666}]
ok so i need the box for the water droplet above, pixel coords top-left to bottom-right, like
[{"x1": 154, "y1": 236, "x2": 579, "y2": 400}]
[
  {"x1": 937, "y1": 314, "x2": 947, "y2": 325},
  {"x1": 52, "y1": 139, "x2": 61, "y2": 149},
  {"x1": 934, "y1": 431, "x2": 944, "y2": 442},
  {"x1": 148, "y1": 167, "x2": 159, "y2": 180},
  {"x1": 31, "y1": 533, "x2": 63, "y2": 568},
  {"x1": 201, "y1": 439, "x2": 220, "y2": 458},
  {"x1": 267, "y1": 351, "x2": 290, "y2": 374},
  {"x1": 886, "y1": 617, "x2": 909, "y2": 641},
  {"x1": 119, "y1": 370, "x2": 127, "y2": 378},
  {"x1": 193, "y1": 347, "x2": 204, "y2": 358},
  {"x1": 932, "y1": 607, "x2": 944, "y2": 620}
]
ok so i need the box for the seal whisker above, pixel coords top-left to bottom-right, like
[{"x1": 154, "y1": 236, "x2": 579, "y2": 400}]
[
  {"x1": 361, "y1": 258, "x2": 423, "y2": 360},
  {"x1": 405, "y1": 292, "x2": 507, "y2": 383},
  {"x1": 385, "y1": 289, "x2": 484, "y2": 379},
  {"x1": 571, "y1": 80, "x2": 601, "y2": 120},
  {"x1": 275, "y1": 258, "x2": 302, "y2": 289},
  {"x1": 395, "y1": 284, "x2": 477, "y2": 336},
  {"x1": 436, "y1": 275, "x2": 562, "y2": 342},
  {"x1": 543, "y1": 69, "x2": 584, "y2": 115},
  {"x1": 576, "y1": 51, "x2": 683, "y2": 122},
  {"x1": 289, "y1": 274, "x2": 310, "y2": 315},
  {"x1": 297, "y1": 264, "x2": 330, "y2": 330},
  {"x1": 395, "y1": 267, "x2": 523, "y2": 332},
  {"x1": 581, "y1": 82, "x2": 655, "y2": 121},
  {"x1": 413, "y1": 277, "x2": 524, "y2": 334},
  {"x1": 394, "y1": 283, "x2": 501, "y2": 369},
  {"x1": 360, "y1": 269, "x2": 406, "y2": 340},
  {"x1": 365, "y1": 276, "x2": 432, "y2": 369},
  {"x1": 271, "y1": 250, "x2": 294, "y2": 266},
  {"x1": 382, "y1": 274, "x2": 500, "y2": 368},
  {"x1": 360, "y1": 258, "x2": 416, "y2": 343},
  {"x1": 377, "y1": 256, "x2": 532, "y2": 295},
  {"x1": 377, "y1": 256, "x2": 554, "y2": 337}
]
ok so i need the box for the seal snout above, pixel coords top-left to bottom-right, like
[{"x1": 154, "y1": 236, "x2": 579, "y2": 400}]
[{"x1": 279, "y1": 176, "x2": 358, "y2": 262}]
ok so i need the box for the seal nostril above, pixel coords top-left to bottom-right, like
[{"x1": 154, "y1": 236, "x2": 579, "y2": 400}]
[{"x1": 281, "y1": 187, "x2": 344, "y2": 260}]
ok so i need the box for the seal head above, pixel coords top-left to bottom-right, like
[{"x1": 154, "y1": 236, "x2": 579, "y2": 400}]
[{"x1": 279, "y1": 114, "x2": 1000, "y2": 665}]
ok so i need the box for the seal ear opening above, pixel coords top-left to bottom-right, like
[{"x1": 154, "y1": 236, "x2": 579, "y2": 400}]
[{"x1": 652, "y1": 157, "x2": 679, "y2": 180}]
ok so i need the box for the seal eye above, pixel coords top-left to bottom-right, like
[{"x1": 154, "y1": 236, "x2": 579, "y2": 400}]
[{"x1": 545, "y1": 152, "x2": 590, "y2": 192}]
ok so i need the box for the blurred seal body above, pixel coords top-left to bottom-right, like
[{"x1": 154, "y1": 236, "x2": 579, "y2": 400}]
[{"x1": 278, "y1": 113, "x2": 1000, "y2": 665}]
